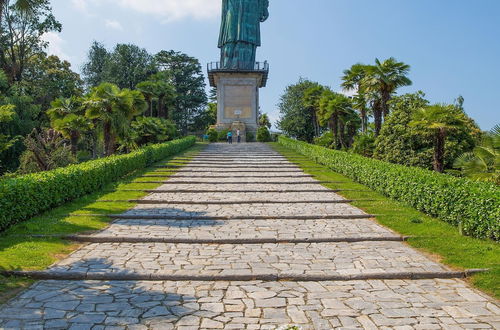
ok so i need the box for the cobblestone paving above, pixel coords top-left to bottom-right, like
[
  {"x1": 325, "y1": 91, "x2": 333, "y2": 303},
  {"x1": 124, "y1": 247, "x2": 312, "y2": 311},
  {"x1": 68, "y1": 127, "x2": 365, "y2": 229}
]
[
  {"x1": 50, "y1": 241, "x2": 447, "y2": 276},
  {"x1": 124, "y1": 203, "x2": 367, "y2": 218},
  {"x1": 93, "y1": 218, "x2": 398, "y2": 240},
  {"x1": 143, "y1": 192, "x2": 345, "y2": 202},
  {"x1": 1, "y1": 143, "x2": 498, "y2": 329},
  {"x1": 1, "y1": 280, "x2": 498, "y2": 329}
]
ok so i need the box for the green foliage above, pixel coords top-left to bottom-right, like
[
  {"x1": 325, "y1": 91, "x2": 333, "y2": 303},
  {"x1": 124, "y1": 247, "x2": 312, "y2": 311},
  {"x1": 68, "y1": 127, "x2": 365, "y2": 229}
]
[
  {"x1": 0, "y1": 105, "x2": 18, "y2": 156},
  {"x1": 314, "y1": 131, "x2": 334, "y2": 149},
  {"x1": 278, "y1": 136, "x2": 500, "y2": 240},
  {"x1": 277, "y1": 79, "x2": 320, "y2": 143},
  {"x1": 217, "y1": 129, "x2": 229, "y2": 142},
  {"x1": 256, "y1": 126, "x2": 271, "y2": 142},
  {"x1": 374, "y1": 92, "x2": 479, "y2": 170},
  {"x1": 131, "y1": 116, "x2": 178, "y2": 146},
  {"x1": 246, "y1": 131, "x2": 255, "y2": 142},
  {"x1": 0, "y1": 137, "x2": 195, "y2": 231},
  {"x1": 17, "y1": 128, "x2": 76, "y2": 174},
  {"x1": 258, "y1": 113, "x2": 272, "y2": 129},
  {"x1": 351, "y1": 132, "x2": 376, "y2": 157},
  {"x1": 409, "y1": 104, "x2": 472, "y2": 172},
  {"x1": 206, "y1": 128, "x2": 218, "y2": 142},
  {"x1": 155, "y1": 50, "x2": 207, "y2": 134},
  {"x1": 454, "y1": 125, "x2": 500, "y2": 184}
]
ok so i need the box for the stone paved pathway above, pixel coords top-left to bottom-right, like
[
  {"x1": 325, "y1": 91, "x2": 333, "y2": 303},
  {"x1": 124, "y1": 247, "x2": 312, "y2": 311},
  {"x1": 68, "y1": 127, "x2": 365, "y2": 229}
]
[{"x1": 0, "y1": 143, "x2": 498, "y2": 329}]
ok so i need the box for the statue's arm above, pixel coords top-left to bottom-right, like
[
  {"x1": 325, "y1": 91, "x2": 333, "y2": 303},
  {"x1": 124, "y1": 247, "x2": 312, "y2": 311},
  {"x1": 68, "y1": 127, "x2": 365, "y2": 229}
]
[{"x1": 260, "y1": 0, "x2": 269, "y2": 22}]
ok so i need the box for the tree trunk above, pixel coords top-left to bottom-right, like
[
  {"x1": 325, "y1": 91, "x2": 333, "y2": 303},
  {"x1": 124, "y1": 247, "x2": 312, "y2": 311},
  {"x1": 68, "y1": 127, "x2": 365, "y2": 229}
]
[
  {"x1": 361, "y1": 109, "x2": 367, "y2": 133},
  {"x1": 338, "y1": 119, "x2": 346, "y2": 149},
  {"x1": 103, "y1": 121, "x2": 115, "y2": 156},
  {"x1": 374, "y1": 109, "x2": 382, "y2": 136},
  {"x1": 433, "y1": 129, "x2": 446, "y2": 173},
  {"x1": 149, "y1": 99, "x2": 153, "y2": 117},
  {"x1": 331, "y1": 112, "x2": 340, "y2": 150},
  {"x1": 381, "y1": 90, "x2": 391, "y2": 120},
  {"x1": 70, "y1": 132, "x2": 79, "y2": 156},
  {"x1": 158, "y1": 96, "x2": 165, "y2": 118}
]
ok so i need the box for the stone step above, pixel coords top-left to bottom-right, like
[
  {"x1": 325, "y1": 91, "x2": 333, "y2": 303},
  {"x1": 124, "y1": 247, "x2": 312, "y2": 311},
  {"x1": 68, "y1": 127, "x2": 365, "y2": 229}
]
[
  {"x1": 138, "y1": 181, "x2": 339, "y2": 185},
  {"x1": 66, "y1": 236, "x2": 407, "y2": 244},
  {"x1": 21, "y1": 241, "x2": 454, "y2": 279},
  {"x1": 155, "y1": 169, "x2": 307, "y2": 173},
  {"x1": 122, "y1": 201, "x2": 367, "y2": 219},
  {"x1": 142, "y1": 174, "x2": 314, "y2": 178},
  {"x1": 138, "y1": 184, "x2": 333, "y2": 191},
  {"x1": 143, "y1": 191, "x2": 346, "y2": 202},
  {"x1": 97, "y1": 200, "x2": 354, "y2": 205},
  {"x1": 71, "y1": 214, "x2": 375, "y2": 221},
  {"x1": 84, "y1": 218, "x2": 399, "y2": 242},
  {"x1": 155, "y1": 165, "x2": 323, "y2": 169},
  {"x1": 118, "y1": 189, "x2": 339, "y2": 193}
]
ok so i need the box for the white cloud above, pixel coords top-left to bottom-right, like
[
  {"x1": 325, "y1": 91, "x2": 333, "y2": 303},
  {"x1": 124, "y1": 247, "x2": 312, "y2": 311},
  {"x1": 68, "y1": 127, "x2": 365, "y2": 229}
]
[
  {"x1": 105, "y1": 19, "x2": 123, "y2": 31},
  {"x1": 42, "y1": 32, "x2": 72, "y2": 63},
  {"x1": 73, "y1": 0, "x2": 220, "y2": 22}
]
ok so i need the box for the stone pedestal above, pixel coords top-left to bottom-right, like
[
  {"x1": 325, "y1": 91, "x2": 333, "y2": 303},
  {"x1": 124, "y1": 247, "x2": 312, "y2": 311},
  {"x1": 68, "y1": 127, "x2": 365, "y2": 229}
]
[
  {"x1": 210, "y1": 71, "x2": 266, "y2": 135},
  {"x1": 231, "y1": 121, "x2": 246, "y2": 143}
]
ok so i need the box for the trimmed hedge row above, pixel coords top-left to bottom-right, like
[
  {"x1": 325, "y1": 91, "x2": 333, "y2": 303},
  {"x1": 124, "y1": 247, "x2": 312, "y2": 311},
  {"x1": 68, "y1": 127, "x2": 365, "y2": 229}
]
[
  {"x1": 279, "y1": 136, "x2": 500, "y2": 240},
  {"x1": 0, "y1": 136, "x2": 196, "y2": 231}
]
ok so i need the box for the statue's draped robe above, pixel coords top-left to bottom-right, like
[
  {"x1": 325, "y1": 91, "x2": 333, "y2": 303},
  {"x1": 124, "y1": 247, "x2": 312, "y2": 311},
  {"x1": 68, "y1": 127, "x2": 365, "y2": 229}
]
[{"x1": 218, "y1": 0, "x2": 269, "y2": 69}]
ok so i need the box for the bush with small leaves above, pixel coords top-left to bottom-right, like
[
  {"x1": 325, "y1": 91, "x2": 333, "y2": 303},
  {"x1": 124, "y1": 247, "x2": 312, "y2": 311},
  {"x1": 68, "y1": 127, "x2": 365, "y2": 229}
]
[
  {"x1": 0, "y1": 136, "x2": 196, "y2": 231},
  {"x1": 279, "y1": 136, "x2": 500, "y2": 240}
]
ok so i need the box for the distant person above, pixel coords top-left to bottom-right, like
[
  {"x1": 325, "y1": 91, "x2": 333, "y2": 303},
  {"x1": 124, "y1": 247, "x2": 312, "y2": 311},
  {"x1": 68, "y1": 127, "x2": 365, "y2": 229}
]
[
  {"x1": 237, "y1": 129, "x2": 241, "y2": 143},
  {"x1": 227, "y1": 131, "x2": 233, "y2": 144}
]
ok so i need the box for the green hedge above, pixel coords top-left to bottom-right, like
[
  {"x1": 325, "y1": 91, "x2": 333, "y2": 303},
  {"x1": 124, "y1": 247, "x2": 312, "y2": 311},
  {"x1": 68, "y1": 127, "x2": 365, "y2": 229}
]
[
  {"x1": 279, "y1": 136, "x2": 500, "y2": 240},
  {"x1": 0, "y1": 136, "x2": 196, "y2": 231}
]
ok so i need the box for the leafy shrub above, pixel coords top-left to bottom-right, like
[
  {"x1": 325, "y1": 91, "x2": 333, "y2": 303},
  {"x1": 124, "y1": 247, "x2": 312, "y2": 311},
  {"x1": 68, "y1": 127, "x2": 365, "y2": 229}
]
[
  {"x1": 206, "y1": 128, "x2": 218, "y2": 142},
  {"x1": 314, "y1": 131, "x2": 334, "y2": 148},
  {"x1": 0, "y1": 136, "x2": 195, "y2": 231},
  {"x1": 131, "y1": 116, "x2": 178, "y2": 146},
  {"x1": 218, "y1": 129, "x2": 229, "y2": 142},
  {"x1": 257, "y1": 126, "x2": 272, "y2": 142},
  {"x1": 246, "y1": 132, "x2": 255, "y2": 142},
  {"x1": 351, "y1": 133, "x2": 376, "y2": 157},
  {"x1": 279, "y1": 136, "x2": 500, "y2": 240}
]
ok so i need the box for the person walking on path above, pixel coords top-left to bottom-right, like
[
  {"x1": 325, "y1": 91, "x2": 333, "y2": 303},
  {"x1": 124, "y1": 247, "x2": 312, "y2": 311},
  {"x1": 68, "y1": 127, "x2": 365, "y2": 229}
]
[
  {"x1": 237, "y1": 129, "x2": 241, "y2": 143},
  {"x1": 227, "y1": 130, "x2": 233, "y2": 144}
]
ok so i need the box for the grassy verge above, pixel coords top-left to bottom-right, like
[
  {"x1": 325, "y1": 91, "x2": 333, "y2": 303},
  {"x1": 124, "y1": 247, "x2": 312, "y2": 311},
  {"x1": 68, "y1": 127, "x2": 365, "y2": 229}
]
[
  {"x1": 0, "y1": 143, "x2": 205, "y2": 304},
  {"x1": 271, "y1": 142, "x2": 500, "y2": 299}
]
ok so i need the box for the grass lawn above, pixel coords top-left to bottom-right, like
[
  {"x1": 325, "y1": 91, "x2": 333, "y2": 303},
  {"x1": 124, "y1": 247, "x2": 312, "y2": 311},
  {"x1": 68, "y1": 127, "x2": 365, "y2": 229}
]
[
  {"x1": 271, "y1": 142, "x2": 500, "y2": 299},
  {"x1": 0, "y1": 143, "x2": 205, "y2": 304}
]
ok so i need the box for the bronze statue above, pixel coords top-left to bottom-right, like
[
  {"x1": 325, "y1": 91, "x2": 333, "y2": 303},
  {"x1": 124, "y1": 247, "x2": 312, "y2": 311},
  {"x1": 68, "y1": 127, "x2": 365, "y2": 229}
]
[{"x1": 218, "y1": 0, "x2": 269, "y2": 70}]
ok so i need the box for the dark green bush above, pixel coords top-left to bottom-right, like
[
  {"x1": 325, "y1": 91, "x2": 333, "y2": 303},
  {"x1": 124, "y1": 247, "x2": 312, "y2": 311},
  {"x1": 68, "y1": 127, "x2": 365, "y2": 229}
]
[
  {"x1": 0, "y1": 136, "x2": 196, "y2": 231},
  {"x1": 206, "y1": 128, "x2": 218, "y2": 142},
  {"x1": 217, "y1": 129, "x2": 229, "y2": 142},
  {"x1": 257, "y1": 127, "x2": 272, "y2": 142},
  {"x1": 279, "y1": 136, "x2": 500, "y2": 240},
  {"x1": 246, "y1": 132, "x2": 255, "y2": 142}
]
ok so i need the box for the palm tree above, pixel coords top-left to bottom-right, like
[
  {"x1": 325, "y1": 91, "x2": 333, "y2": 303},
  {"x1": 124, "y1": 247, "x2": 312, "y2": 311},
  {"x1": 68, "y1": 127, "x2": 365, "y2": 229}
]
[
  {"x1": 363, "y1": 58, "x2": 412, "y2": 135},
  {"x1": 341, "y1": 63, "x2": 370, "y2": 133},
  {"x1": 47, "y1": 97, "x2": 89, "y2": 156},
  {"x1": 303, "y1": 85, "x2": 326, "y2": 137},
  {"x1": 318, "y1": 91, "x2": 352, "y2": 149},
  {"x1": 410, "y1": 104, "x2": 468, "y2": 173},
  {"x1": 454, "y1": 125, "x2": 499, "y2": 184},
  {"x1": 84, "y1": 83, "x2": 147, "y2": 156},
  {"x1": 0, "y1": 0, "x2": 41, "y2": 28},
  {"x1": 136, "y1": 81, "x2": 158, "y2": 117}
]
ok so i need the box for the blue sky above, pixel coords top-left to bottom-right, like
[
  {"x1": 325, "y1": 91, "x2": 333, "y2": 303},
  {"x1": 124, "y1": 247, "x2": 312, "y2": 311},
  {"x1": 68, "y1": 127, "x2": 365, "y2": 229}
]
[{"x1": 48, "y1": 0, "x2": 500, "y2": 130}]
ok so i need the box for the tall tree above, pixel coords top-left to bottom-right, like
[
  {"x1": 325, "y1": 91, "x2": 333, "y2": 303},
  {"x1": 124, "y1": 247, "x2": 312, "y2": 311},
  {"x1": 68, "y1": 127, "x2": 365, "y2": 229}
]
[
  {"x1": 259, "y1": 113, "x2": 272, "y2": 129},
  {"x1": 410, "y1": 104, "x2": 469, "y2": 173},
  {"x1": 277, "y1": 79, "x2": 318, "y2": 143},
  {"x1": 84, "y1": 83, "x2": 146, "y2": 156},
  {"x1": 303, "y1": 85, "x2": 326, "y2": 137},
  {"x1": 155, "y1": 50, "x2": 207, "y2": 134},
  {"x1": 0, "y1": 0, "x2": 61, "y2": 82},
  {"x1": 317, "y1": 90, "x2": 353, "y2": 149},
  {"x1": 136, "y1": 80, "x2": 158, "y2": 117},
  {"x1": 81, "y1": 41, "x2": 110, "y2": 89},
  {"x1": 148, "y1": 72, "x2": 176, "y2": 119},
  {"x1": 363, "y1": 58, "x2": 412, "y2": 135},
  {"x1": 104, "y1": 44, "x2": 157, "y2": 90},
  {"x1": 47, "y1": 97, "x2": 89, "y2": 155},
  {"x1": 341, "y1": 63, "x2": 369, "y2": 133}
]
